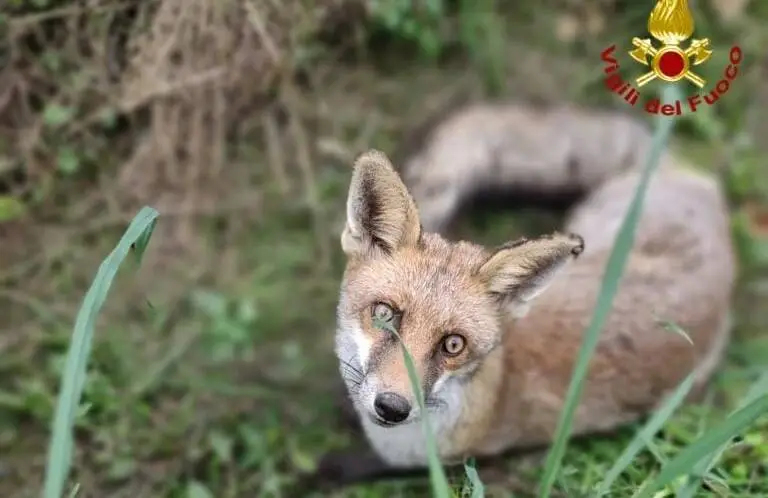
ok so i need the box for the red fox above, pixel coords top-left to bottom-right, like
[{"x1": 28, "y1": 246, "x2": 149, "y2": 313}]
[{"x1": 334, "y1": 104, "x2": 735, "y2": 471}]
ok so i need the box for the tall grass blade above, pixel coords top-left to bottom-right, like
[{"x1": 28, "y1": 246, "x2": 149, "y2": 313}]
[
  {"x1": 635, "y1": 393, "x2": 768, "y2": 498},
  {"x1": 131, "y1": 216, "x2": 158, "y2": 264},
  {"x1": 42, "y1": 207, "x2": 160, "y2": 498},
  {"x1": 537, "y1": 85, "x2": 683, "y2": 498},
  {"x1": 373, "y1": 317, "x2": 453, "y2": 497},
  {"x1": 65, "y1": 483, "x2": 80, "y2": 498},
  {"x1": 675, "y1": 371, "x2": 768, "y2": 498},
  {"x1": 464, "y1": 457, "x2": 485, "y2": 498},
  {"x1": 656, "y1": 318, "x2": 694, "y2": 345},
  {"x1": 595, "y1": 372, "x2": 696, "y2": 495}
]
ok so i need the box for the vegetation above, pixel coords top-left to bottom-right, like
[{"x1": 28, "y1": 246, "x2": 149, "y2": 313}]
[{"x1": 1, "y1": 0, "x2": 767, "y2": 497}]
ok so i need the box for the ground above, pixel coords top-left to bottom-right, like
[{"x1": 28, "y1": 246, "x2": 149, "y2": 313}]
[{"x1": 0, "y1": 1, "x2": 767, "y2": 497}]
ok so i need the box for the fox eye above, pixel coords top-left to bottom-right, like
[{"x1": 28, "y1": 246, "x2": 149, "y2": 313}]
[
  {"x1": 371, "y1": 302, "x2": 401, "y2": 330},
  {"x1": 372, "y1": 302, "x2": 394, "y2": 321},
  {"x1": 441, "y1": 334, "x2": 466, "y2": 356}
]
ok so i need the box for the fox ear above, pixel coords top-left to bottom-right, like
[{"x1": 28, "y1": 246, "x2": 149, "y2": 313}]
[
  {"x1": 477, "y1": 233, "x2": 585, "y2": 318},
  {"x1": 341, "y1": 149, "x2": 422, "y2": 258}
]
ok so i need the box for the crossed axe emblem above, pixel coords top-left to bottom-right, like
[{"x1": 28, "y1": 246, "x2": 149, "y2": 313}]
[{"x1": 629, "y1": 37, "x2": 712, "y2": 88}]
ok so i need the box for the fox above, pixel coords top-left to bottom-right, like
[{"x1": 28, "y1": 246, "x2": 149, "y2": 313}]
[{"x1": 330, "y1": 103, "x2": 736, "y2": 481}]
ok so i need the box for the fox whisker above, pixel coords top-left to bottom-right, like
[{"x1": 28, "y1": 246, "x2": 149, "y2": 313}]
[
  {"x1": 340, "y1": 359, "x2": 364, "y2": 377},
  {"x1": 340, "y1": 363, "x2": 363, "y2": 377},
  {"x1": 340, "y1": 362, "x2": 365, "y2": 386},
  {"x1": 424, "y1": 397, "x2": 447, "y2": 411}
]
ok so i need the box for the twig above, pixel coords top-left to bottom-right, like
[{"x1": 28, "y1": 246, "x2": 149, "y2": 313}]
[
  {"x1": 117, "y1": 68, "x2": 227, "y2": 114},
  {"x1": 244, "y1": 1, "x2": 282, "y2": 65},
  {"x1": 263, "y1": 110, "x2": 291, "y2": 193},
  {"x1": 7, "y1": 2, "x2": 135, "y2": 28},
  {"x1": 284, "y1": 83, "x2": 331, "y2": 269}
]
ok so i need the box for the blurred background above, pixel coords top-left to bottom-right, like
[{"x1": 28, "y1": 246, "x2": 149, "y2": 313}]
[{"x1": 0, "y1": 0, "x2": 767, "y2": 497}]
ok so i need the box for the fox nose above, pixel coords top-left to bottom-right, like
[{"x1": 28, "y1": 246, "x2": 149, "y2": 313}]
[{"x1": 374, "y1": 392, "x2": 411, "y2": 423}]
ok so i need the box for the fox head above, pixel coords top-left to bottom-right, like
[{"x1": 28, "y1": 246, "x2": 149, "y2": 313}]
[{"x1": 335, "y1": 150, "x2": 584, "y2": 428}]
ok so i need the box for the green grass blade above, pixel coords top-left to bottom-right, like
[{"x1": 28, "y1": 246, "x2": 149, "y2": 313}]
[
  {"x1": 595, "y1": 372, "x2": 696, "y2": 495},
  {"x1": 656, "y1": 318, "x2": 694, "y2": 345},
  {"x1": 536, "y1": 84, "x2": 683, "y2": 498},
  {"x1": 675, "y1": 371, "x2": 768, "y2": 498},
  {"x1": 635, "y1": 393, "x2": 768, "y2": 498},
  {"x1": 373, "y1": 317, "x2": 453, "y2": 498},
  {"x1": 42, "y1": 206, "x2": 160, "y2": 498},
  {"x1": 65, "y1": 483, "x2": 80, "y2": 498},
  {"x1": 131, "y1": 215, "x2": 158, "y2": 264},
  {"x1": 398, "y1": 341, "x2": 453, "y2": 497},
  {"x1": 464, "y1": 457, "x2": 485, "y2": 498}
]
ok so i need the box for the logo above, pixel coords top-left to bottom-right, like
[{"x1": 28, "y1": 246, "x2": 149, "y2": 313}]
[{"x1": 600, "y1": 0, "x2": 742, "y2": 115}]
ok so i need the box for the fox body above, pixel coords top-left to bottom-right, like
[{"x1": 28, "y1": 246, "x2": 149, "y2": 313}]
[{"x1": 335, "y1": 104, "x2": 735, "y2": 468}]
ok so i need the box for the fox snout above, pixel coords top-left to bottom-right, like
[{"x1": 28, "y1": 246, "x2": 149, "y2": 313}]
[
  {"x1": 373, "y1": 391, "x2": 412, "y2": 424},
  {"x1": 353, "y1": 356, "x2": 425, "y2": 427}
]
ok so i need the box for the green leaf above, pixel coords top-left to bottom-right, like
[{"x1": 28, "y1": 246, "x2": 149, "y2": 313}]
[
  {"x1": 99, "y1": 108, "x2": 118, "y2": 129},
  {"x1": 42, "y1": 206, "x2": 159, "y2": 498},
  {"x1": 107, "y1": 457, "x2": 136, "y2": 480},
  {"x1": 0, "y1": 195, "x2": 25, "y2": 222},
  {"x1": 464, "y1": 457, "x2": 485, "y2": 498},
  {"x1": 537, "y1": 84, "x2": 683, "y2": 498},
  {"x1": 185, "y1": 481, "x2": 214, "y2": 498},
  {"x1": 208, "y1": 430, "x2": 233, "y2": 463},
  {"x1": 57, "y1": 147, "x2": 80, "y2": 175},
  {"x1": 43, "y1": 104, "x2": 75, "y2": 128}
]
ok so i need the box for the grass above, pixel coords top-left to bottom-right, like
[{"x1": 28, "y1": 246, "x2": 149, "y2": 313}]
[
  {"x1": 4, "y1": 1, "x2": 768, "y2": 497},
  {"x1": 43, "y1": 207, "x2": 159, "y2": 498}
]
